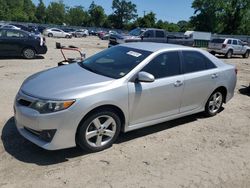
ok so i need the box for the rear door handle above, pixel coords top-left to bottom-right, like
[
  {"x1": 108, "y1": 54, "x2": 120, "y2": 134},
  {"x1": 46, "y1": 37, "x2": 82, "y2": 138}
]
[
  {"x1": 174, "y1": 80, "x2": 183, "y2": 87},
  {"x1": 211, "y1": 73, "x2": 218, "y2": 79}
]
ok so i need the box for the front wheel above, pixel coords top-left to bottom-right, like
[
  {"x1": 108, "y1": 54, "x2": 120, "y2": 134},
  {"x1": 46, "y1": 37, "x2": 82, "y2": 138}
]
[
  {"x1": 204, "y1": 91, "x2": 224, "y2": 117},
  {"x1": 22, "y1": 48, "x2": 36, "y2": 59},
  {"x1": 243, "y1": 50, "x2": 249, "y2": 58},
  {"x1": 76, "y1": 110, "x2": 121, "y2": 152}
]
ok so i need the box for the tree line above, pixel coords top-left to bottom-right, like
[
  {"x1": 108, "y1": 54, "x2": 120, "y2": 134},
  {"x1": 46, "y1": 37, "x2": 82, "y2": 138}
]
[{"x1": 0, "y1": 0, "x2": 249, "y2": 35}]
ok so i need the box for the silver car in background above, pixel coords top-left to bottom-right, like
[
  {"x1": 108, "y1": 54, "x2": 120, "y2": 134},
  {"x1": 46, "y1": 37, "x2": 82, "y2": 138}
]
[
  {"x1": 43, "y1": 28, "x2": 72, "y2": 38},
  {"x1": 14, "y1": 42, "x2": 237, "y2": 152}
]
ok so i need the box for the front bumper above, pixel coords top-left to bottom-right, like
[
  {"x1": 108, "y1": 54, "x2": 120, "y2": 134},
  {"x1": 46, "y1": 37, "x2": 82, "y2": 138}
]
[
  {"x1": 36, "y1": 45, "x2": 48, "y2": 55},
  {"x1": 14, "y1": 91, "x2": 79, "y2": 150}
]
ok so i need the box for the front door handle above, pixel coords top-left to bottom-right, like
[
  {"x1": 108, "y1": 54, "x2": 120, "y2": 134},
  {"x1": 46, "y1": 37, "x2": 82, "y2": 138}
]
[
  {"x1": 211, "y1": 73, "x2": 218, "y2": 79},
  {"x1": 174, "y1": 80, "x2": 183, "y2": 87}
]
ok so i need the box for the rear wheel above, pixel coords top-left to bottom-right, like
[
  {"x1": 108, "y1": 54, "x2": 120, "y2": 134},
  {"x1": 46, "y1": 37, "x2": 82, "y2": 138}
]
[
  {"x1": 204, "y1": 91, "x2": 224, "y2": 117},
  {"x1": 225, "y1": 49, "x2": 233, "y2": 58},
  {"x1": 22, "y1": 48, "x2": 36, "y2": 59},
  {"x1": 243, "y1": 50, "x2": 249, "y2": 58},
  {"x1": 76, "y1": 109, "x2": 121, "y2": 152},
  {"x1": 48, "y1": 33, "x2": 53, "y2": 37}
]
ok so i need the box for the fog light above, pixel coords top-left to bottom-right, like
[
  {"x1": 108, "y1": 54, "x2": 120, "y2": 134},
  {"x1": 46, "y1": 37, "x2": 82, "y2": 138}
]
[{"x1": 39, "y1": 129, "x2": 57, "y2": 142}]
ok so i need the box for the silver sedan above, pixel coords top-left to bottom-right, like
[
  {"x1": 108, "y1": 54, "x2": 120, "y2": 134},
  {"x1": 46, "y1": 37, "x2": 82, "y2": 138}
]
[{"x1": 14, "y1": 42, "x2": 237, "y2": 152}]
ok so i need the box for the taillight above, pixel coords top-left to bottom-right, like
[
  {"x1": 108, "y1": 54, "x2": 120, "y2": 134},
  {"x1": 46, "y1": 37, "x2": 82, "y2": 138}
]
[
  {"x1": 222, "y1": 44, "x2": 226, "y2": 48},
  {"x1": 235, "y1": 68, "x2": 238, "y2": 75}
]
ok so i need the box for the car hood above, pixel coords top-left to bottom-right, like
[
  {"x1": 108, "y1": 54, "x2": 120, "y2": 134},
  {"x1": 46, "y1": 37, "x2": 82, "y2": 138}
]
[{"x1": 21, "y1": 63, "x2": 114, "y2": 100}]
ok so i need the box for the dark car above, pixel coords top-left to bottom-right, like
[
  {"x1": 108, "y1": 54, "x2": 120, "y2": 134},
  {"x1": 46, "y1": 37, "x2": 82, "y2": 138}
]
[{"x1": 0, "y1": 28, "x2": 47, "y2": 59}]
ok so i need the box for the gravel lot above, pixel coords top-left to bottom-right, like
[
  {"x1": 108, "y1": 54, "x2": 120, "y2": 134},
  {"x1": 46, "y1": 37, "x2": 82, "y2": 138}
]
[{"x1": 0, "y1": 37, "x2": 250, "y2": 188}]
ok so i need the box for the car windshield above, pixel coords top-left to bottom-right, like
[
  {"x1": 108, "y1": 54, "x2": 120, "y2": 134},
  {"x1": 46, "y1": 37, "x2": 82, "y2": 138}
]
[
  {"x1": 79, "y1": 46, "x2": 152, "y2": 79},
  {"x1": 129, "y1": 28, "x2": 143, "y2": 36}
]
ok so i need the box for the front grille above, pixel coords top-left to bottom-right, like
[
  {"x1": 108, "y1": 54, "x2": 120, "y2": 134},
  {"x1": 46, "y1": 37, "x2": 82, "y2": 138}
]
[{"x1": 18, "y1": 99, "x2": 32, "y2": 107}]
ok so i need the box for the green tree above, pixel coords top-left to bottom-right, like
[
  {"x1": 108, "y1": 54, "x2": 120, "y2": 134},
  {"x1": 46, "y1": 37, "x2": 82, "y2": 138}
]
[
  {"x1": 190, "y1": 0, "x2": 250, "y2": 34},
  {"x1": 177, "y1": 20, "x2": 191, "y2": 32},
  {"x1": 88, "y1": 1, "x2": 106, "y2": 27},
  {"x1": 190, "y1": 0, "x2": 223, "y2": 33},
  {"x1": 111, "y1": 0, "x2": 137, "y2": 29},
  {"x1": 35, "y1": 0, "x2": 46, "y2": 23},
  {"x1": 222, "y1": 0, "x2": 250, "y2": 34},
  {"x1": 238, "y1": 9, "x2": 250, "y2": 35},
  {"x1": 137, "y1": 12, "x2": 156, "y2": 28},
  {"x1": 66, "y1": 6, "x2": 89, "y2": 26},
  {"x1": 23, "y1": 0, "x2": 36, "y2": 22},
  {"x1": 46, "y1": 1, "x2": 66, "y2": 24},
  {"x1": 0, "y1": 0, "x2": 8, "y2": 20}
]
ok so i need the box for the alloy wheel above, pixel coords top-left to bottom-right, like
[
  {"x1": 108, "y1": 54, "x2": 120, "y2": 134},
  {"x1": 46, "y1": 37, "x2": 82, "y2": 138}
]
[
  {"x1": 208, "y1": 92, "x2": 223, "y2": 114},
  {"x1": 85, "y1": 115, "x2": 117, "y2": 148},
  {"x1": 23, "y1": 48, "x2": 35, "y2": 59}
]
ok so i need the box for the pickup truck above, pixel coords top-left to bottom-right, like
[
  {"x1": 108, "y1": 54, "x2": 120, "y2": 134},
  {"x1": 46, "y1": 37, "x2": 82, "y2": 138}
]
[
  {"x1": 208, "y1": 38, "x2": 250, "y2": 58},
  {"x1": 108, "y1": 28, "x2": 194, "y2": 47}
]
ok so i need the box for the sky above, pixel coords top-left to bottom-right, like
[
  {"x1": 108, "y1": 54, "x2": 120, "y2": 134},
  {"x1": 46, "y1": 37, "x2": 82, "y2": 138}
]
[{"x1": 32, "y1": 0, "x2": 195, "y2": 23}]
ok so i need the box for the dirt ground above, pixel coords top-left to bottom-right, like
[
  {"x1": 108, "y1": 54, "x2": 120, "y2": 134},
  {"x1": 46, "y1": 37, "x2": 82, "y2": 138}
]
[{"x1": 0, "y1": 37, "x2": 250, "y2": 188}]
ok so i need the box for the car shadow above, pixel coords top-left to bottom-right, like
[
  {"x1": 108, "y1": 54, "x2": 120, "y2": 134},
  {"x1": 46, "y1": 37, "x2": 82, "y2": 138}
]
[
  {"x1": 1, "y1": 112, "x2": 210, "y2": 166},
  {"x1": 215, "y1": 55, "x2": 244, "y2": 59},
  {"x1": 239, "y1": 85, "x2": 250, "y2": 97},
  {"x1": 0, "y1": 55, "x2": 45, "y2": 60}
]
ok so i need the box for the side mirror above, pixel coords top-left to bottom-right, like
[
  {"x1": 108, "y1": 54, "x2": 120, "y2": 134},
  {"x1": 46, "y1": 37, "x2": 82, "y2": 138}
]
[{"x1": 137, "y1": 71, "x2": 155, "y2": 83}]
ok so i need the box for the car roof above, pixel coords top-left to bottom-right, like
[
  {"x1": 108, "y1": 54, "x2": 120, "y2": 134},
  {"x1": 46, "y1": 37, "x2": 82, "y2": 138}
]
[
  {"x1": 119, "y1": 42, "x2": 192, "y2": 52},
  {"x1": 0, "y1": 28, "x2": 29, "y2": 34}
]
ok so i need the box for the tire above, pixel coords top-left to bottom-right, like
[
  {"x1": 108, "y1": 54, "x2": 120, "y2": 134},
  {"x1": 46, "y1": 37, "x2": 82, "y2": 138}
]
[
  {"x1": 22, "y1": 48, "x2": 36, "y2": 59},
  {"x1": 65, "y1": 35, "x2": 70, "y2": 38},
  {"x1": 76, "y1": 109, "x2": 121, "y2": 152},
  {"x1": 48, "y1": 33, "x2": 53, "y2": 37},
  {"x1": 243, "y1": 50, "x2": 249, "y2": 58},
  {"x1": 225, "y1": 49, "x2": 233, "y2": 59},
  {"x1": 204, "y1": 90, "x2": 224, "y2": 117},
  {"x1": 210, "y1": 51, "x2": 216, "y2": 56}
]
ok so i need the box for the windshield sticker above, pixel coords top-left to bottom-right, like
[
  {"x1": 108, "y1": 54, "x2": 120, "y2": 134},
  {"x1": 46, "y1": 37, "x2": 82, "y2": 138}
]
[
  {"x1": 126, "y1": 51, "x2": 142, "y2": 57},
  {"x1": 119, "y1": 72, "x2": 125, "y2": 76}
]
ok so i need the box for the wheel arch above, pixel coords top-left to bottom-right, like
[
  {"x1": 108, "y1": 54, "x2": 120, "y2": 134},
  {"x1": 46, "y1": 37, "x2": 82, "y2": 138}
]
[
  {"x1": 75, "y1": 104, "x2": 126, "y2": 141},
  {"x1": 213, "y1": 86, "x2": 227, "y2": 103}
]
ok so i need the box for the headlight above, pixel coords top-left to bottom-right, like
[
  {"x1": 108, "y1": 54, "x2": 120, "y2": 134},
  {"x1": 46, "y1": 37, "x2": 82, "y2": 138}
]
[{"x1": 30, "y1": 100, "x2": 75, "y2": 114}]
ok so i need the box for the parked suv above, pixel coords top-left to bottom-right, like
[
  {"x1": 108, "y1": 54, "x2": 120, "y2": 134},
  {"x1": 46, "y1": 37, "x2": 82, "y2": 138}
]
[
  {"x1": 208, "y1": 38, "x2": 250, "y2": 58},
  {"x1": 43, "y1": 28, "x2": 72, "y2": 38}
]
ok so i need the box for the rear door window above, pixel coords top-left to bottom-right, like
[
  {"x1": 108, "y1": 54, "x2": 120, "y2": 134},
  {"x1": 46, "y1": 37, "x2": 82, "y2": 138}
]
[
  {"x1": 182, "y1": 51, "x2": 216, "y2": 73},
  {"x1": 227, "y1": 40, "x2": 232, "y2": 44},
  {"x1": 211, "y1": 39, "x2": 225, "y2": 43}
]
